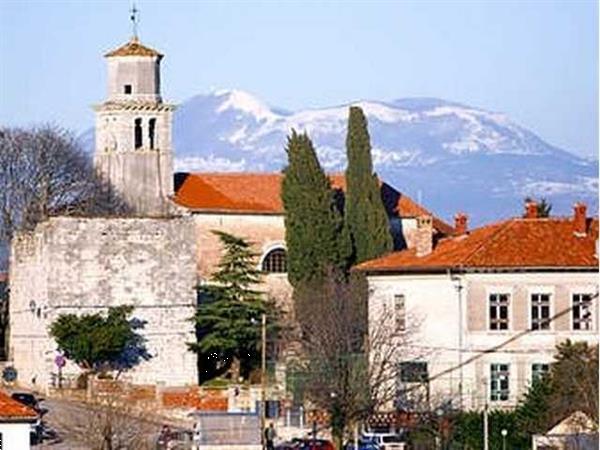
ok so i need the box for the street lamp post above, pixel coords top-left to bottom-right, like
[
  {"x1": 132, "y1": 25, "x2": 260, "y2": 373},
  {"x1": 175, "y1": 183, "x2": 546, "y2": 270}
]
[
  {"x1": 501, "y1": 428, "x2": 507, "y2": 450},
  {"x1": 260, "y1": 313, "x2": 267, "y2": 449}
]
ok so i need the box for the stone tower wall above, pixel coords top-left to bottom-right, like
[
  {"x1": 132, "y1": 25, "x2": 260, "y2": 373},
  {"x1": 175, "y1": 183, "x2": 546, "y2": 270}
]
[
  {"x1": 94, "y1": 105, "x2": 174, "y2": 216},
  {"x1": 9, "y1": 216, "x2": 198, "y2": 389},
  {"x1": 107, "y1": 56, "x2": 161, "y2": 103}
]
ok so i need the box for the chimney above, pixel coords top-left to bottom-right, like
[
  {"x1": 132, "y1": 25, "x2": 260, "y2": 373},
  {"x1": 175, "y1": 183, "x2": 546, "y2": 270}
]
[
  {"x1": 573, "y1": 202, "x2": 587, "y2": 236},
  {"x1": 524, "y1": 200, "x2": 538, "y2": 219},
  {"x1": 454, "y1": 213, "x2": 468, "y2": 235},
  {"x1": 415, "y1": 215, "x2": 433, "y2": 257}
]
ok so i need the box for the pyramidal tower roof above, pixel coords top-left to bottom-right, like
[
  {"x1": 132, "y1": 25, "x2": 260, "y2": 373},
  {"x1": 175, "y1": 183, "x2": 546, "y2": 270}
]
[{"x1": 104, "y1": 36, "x2": 163, "y2": 58}]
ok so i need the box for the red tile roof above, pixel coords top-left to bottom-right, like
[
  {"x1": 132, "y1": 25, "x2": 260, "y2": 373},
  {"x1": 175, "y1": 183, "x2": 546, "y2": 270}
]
[
  {"x1": 356, "y1": 217, "x2": 599, "y2": 272},
  {"x1": 173, "y1": 172, "x2": 453, "y2": 233},
  {"x1": 105, "y1": 37, "x2": 162, "y2": 58},
  {"x1": 0, "y1": 391, "x2": 38, "y2": 421}
]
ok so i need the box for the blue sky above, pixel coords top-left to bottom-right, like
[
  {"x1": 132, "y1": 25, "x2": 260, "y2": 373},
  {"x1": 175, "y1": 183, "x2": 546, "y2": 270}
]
[{"x1": 0, "y1": 0, "x2": 597, "y2": 158}]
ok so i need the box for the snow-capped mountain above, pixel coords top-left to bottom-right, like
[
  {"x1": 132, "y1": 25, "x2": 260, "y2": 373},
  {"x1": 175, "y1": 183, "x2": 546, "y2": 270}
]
[
  {"x1": 81, "y1": 89, "x2": 598, "y2": 225},
  {"x1": 172, "y1": 90, "x2": 597, "y2": 224}
]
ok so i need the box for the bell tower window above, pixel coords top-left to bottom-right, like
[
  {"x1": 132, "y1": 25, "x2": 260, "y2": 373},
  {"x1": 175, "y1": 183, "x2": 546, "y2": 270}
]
[
  {"x1": 124, "y1": 84, "x2": 132, "y2": 94},
  {"x1": 149, "y1": 118, "x2": 156, "y2": 150},
  {"x1": 134, "y1": 118, "x2": 143, "y2": 149}
]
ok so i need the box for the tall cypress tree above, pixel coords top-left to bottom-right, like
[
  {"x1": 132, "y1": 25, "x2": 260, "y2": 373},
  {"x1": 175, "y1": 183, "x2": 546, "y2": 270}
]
[
  {"x1": 282, "y1": 130, "x2": 351, "y2": 287},
  {"x1": 345, "y1": 106, "x2": 393, "y2": 264}
]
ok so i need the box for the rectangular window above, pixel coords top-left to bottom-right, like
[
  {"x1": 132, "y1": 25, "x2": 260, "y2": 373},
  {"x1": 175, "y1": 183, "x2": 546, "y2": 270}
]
[
  {"x1": 490, "y1": 363, "x2": 510, "y2": 401},
  {"x1": 531, "y1": 363, "x2": 550, "y2": 382},
  {"x1": 394, "y1": 294, "x2": 406, "y2": 332},
  {"x1": 489, "y1": 293, "x2": 509, "y2": 330},
  {"x1": 573, "y1": 293, "x2": 593, "y2": 330},
  {"x1": 531, "y1": 293, "x2": 551, "y2": 330},
  {"x1": 124, "y1": 84, "x2": 132, "y2": 94},
  {"x1": 399, "y1": 361, "x2": 428, "y2": 383}
]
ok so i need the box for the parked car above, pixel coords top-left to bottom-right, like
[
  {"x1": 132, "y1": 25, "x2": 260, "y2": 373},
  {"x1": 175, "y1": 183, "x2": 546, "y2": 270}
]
[
  {"x1": 298, "y1": 438, "x2": 335, "y2": 450},
  {"x1": 344, "y1": 437, "x2": 381, "y2": 450},
  {"x1": 11, "y1": 392, "x2": 43, "y2": 413},
  {"x1": 344, "y1": 439, "x2": 381, "y2": 450},
  {"x1": 360, "y1": 433, "x2": 406, "y2": 450},
  {"x1": 276, "y1": 438, "x2": 334, "y2": 450}
]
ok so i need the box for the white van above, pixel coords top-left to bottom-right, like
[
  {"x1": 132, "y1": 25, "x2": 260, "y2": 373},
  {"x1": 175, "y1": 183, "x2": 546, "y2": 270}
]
[{"x1": 361, "y1": 433, "x2": 407, "y2": 450}]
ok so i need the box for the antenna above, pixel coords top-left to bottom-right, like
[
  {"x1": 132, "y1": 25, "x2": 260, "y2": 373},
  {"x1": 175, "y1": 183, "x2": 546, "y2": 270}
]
[{"x1": 130, "y1": 3, "x2": 139, "y2": 40}]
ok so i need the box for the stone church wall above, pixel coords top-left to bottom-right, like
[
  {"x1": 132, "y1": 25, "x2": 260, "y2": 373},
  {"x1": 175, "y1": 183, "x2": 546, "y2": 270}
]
[
  {"x1": 193, "y1": 213, "x2": 292, "y2": 313},
  {"x1": 9, "y1": 216, "x2": 198, "y2": 390}
]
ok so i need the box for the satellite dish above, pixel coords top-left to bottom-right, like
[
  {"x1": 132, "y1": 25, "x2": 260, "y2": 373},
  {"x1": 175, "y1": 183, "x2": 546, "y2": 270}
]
[{"x1": 2, "y1": 366, "x2": 17, "y2": 382}]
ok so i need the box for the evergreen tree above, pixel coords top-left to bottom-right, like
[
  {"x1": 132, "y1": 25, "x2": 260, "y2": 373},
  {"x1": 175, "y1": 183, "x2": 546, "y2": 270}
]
[
  {"x1": 50, "y1": 305, "x2": 149, "y2": 373},
  {"x1": 345, "y1": 106, "x2": 393, "y2": 264},
  {"x1": 282, "y1": 130, "x2": 351, "y2": 286},
  {"x1": 190, "y1": 231, "x2": 278, "y2": 383}
]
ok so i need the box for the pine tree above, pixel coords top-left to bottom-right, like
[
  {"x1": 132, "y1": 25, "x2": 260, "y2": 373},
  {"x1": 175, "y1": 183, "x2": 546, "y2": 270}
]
[
  {"x1": 282, "y1": 130, "x2": 351, "y2": 287},
  {"x1": 190, "y1": 231, "x2": 277, "y2": 383},
  {"x1": 345, "y1": 106, "x2": 393, "y2": 264}
]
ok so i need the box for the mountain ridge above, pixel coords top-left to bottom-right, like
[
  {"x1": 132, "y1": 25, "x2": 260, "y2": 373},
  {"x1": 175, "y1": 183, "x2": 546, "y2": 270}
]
[{"x1": 81, "y1": 89, "x2": 598, "y2": 226}]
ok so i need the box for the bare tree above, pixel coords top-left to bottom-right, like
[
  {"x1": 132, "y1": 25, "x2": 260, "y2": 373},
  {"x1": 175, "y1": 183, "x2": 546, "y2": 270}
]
[
  {"x1": 51, "y1": 393, "x2": 156, "y2": 450},
  {"x1": 0, "y1": 125, "x2": 129, "y2": 243},
  {"x1": 291, "y1": 269, "x2": 421, "y2": 448}
]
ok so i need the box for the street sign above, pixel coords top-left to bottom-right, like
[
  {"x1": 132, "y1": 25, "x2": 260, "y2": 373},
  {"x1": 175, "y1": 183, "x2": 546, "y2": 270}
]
[{"x1": 55, "y1": 354, "x2": 66, "y2": 368}]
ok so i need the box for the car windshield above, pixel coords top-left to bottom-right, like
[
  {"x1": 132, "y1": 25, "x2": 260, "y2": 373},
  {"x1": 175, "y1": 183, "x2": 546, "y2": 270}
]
[
  {"x1": 382, "y1": 436, "x2": 403, "y2": 443},
  {"x1": 12, "y1": 393, "x2": 36, "y2": 405}
]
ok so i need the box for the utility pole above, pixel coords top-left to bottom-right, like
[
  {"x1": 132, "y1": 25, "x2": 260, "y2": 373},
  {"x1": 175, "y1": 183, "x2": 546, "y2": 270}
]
[{"x1": 260, "y1": 313, "x2": 267, "y2": 449}]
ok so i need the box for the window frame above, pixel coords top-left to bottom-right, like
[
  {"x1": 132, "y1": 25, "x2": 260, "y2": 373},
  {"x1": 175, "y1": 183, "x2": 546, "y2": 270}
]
[
  {"x1": 571, "y1": 292, "x2": 595, "y2": 331},
  {"x1": 531, "y1": 362, "x2": 550, "y2": 383},
  {"x1": 124, "y1": 84, "x2": 132, "y2": 94},
  {"x1": 260, "y1": 246, "x2": 287, "y2": 274},
  {"x1": 490, "y1": 363, "x2": 510, "y2": 402},
  {"x1": 393, "y1": 294, "x2": 406, "y2": 333},
  {"x1": 398, "y1": 361, "x2": 429, "y2": 383},
  {"x1": 487, "y1": 291, "x2": 511, "y2": 331},
  {"x1": 530, "y1": 292, "x2": 553, "y2": 331}
]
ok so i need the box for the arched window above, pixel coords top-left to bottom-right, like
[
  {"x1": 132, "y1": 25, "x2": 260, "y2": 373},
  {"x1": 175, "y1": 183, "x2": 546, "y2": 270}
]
[
  {"x1": 148, "y1": 118, "x2": 156, "y2": 149},
  {"x1": 134, "y1": 118, "x2": 143, "y2": 149},
  {"x1": 261, "y1": 248, "x2": 287, "y2": 273}
]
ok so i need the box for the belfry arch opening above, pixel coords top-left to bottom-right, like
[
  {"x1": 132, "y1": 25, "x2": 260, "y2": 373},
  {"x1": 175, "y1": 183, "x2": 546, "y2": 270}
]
[
  {"x1": 134, "y1": 118, "x2": 143, "y2": 149},
  {"x1": 149, "y1": 118, "x2": 157, "y2": 149}
]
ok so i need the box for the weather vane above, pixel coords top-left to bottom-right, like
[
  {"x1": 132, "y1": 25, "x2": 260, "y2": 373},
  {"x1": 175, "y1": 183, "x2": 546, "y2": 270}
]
[{"x1": 130, "y1": 3, "x2": 139, "y2": 40}]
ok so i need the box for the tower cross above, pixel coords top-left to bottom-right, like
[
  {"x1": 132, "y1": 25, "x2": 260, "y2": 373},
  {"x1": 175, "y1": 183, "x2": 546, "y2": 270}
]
[{"x1": 130, "y1": 3, "x2": 139, "y2": 40}]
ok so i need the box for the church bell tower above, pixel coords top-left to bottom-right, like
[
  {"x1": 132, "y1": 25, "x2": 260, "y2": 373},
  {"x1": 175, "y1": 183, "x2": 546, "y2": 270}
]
[{"x1": 94, "y1": 25, "x2": 174, "y2": 216}]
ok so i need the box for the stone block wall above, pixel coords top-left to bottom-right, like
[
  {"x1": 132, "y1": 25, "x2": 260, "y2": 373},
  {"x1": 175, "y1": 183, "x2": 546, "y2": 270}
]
[{"x1": 9, "y1": 216, "x2": 198, "y2": 390}]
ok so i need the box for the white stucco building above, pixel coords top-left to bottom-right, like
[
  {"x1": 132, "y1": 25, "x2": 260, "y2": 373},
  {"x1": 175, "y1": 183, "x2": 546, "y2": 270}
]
[
  {"x1": 0, "y1": 391, "x2": 37, "y2": 450},
  {"x1": 358, "y1": 202, "x2": 599, "y2": 412}
]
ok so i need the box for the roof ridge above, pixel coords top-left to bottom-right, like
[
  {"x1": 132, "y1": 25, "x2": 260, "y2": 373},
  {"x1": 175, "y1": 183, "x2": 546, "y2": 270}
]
[{"x1": 461, "y1": 219, "x2": 516, "y2": 265}]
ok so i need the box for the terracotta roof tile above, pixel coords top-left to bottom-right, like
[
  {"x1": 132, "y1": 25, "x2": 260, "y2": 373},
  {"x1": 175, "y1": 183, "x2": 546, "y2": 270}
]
[
  {"x1": 105, "y1": 37, "x2": 162, "y2": 58},
  {"x1": 356, "y1": 217, "x2": 599, "y2": 272},
  {"x1": 172, "y1": 172, "x2": 452, "y2": 233},
  {"x1": 0, "y1": 391, "x2": 38, "y2": 421}
]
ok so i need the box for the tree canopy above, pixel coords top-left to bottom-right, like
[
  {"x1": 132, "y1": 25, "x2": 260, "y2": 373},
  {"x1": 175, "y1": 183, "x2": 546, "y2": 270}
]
[
  {"x1": 281, "y1": 130, "x2": 351, "y2": 286},
  {"x1": 516, "y1": 340, "x2": 599, "y2": 431},
  {"x1": 190, "y1": 231, "x2": 278, "y2": 383},
  {"x1": 49, "y1": 305, "x2": 149, "y2": 373},
  {"x1": 345, "y1": 106, "x2": 393, "y2": 264},
  {"x1": 0, "y1": 125, "x2": 128, "y2": 242}
]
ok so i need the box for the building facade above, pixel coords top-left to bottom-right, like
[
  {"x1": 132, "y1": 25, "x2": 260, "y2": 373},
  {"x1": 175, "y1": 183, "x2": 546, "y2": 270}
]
[{"x1": 359, "y1": 203, "x2": 599, "y2": 411}]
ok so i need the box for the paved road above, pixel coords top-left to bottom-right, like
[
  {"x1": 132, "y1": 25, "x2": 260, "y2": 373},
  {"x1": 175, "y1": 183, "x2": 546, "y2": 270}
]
[{"x1": 34, "y1": 396, "x2": 167, "y2": 449}]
